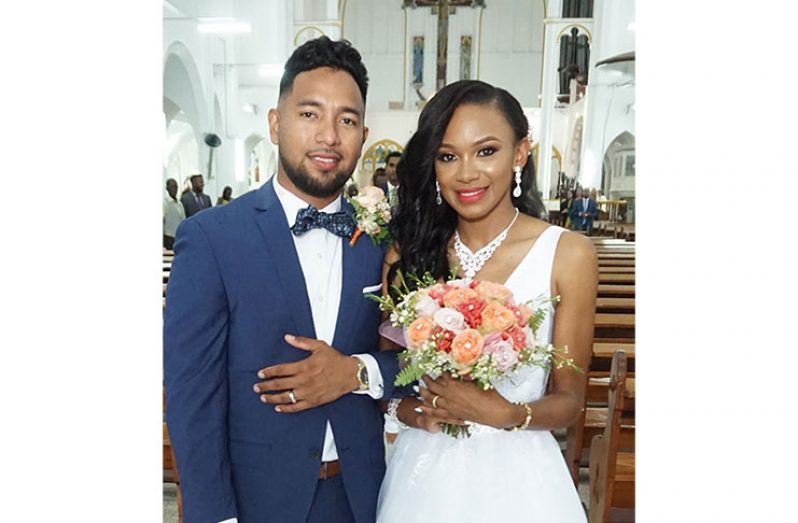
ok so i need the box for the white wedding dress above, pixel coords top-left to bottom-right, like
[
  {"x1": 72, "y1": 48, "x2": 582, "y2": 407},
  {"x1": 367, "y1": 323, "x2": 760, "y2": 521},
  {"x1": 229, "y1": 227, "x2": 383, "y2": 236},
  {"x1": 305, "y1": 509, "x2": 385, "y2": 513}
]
[{"x1": 377, "y1": 226, "x2": 586, "y2": 522}]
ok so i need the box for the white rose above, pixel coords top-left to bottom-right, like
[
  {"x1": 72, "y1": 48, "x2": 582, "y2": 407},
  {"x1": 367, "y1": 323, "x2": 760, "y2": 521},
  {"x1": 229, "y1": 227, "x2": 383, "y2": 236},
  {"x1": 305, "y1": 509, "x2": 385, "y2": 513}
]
[
  {"x1": 360, "y1": 216, "x2": 379, "y2": 235},
  {"x1": 414, "y1": 295, "x2": 441, "y2": 317},
  {"x1": 355, "y1": 186, "x2": 385, "y2": 212},
  {"x1": 433, "y1": 307, "x2": 466, "y2": 333}
]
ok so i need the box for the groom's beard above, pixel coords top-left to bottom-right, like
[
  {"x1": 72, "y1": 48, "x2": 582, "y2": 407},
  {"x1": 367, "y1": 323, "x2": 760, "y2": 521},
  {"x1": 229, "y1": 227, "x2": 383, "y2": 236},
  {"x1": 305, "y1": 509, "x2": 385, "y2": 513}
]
[{"x1": 280, "y1": 152, "x2": 354, "y2": 199}]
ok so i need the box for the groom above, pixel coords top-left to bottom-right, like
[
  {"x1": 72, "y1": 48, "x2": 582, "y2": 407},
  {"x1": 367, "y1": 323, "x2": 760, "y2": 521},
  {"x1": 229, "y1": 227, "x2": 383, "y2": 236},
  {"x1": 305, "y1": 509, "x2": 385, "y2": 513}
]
[{"x1": 164, "y1": 37, "x2": 402, "y2": 523}]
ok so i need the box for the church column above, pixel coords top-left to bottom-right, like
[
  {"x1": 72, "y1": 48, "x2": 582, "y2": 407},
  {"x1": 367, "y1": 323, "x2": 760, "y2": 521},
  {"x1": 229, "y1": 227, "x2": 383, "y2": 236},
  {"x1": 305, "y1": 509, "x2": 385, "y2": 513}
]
[{"x1": 537, "y1": 6, "x2": 592, "y2": 199}]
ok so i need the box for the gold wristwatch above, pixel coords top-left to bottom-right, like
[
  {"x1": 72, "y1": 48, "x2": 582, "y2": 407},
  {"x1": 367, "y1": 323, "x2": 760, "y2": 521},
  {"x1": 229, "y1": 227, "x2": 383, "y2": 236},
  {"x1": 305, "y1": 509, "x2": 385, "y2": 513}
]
[{"x1": 353, "y1": 356, "x2": 369, "y2": 392}]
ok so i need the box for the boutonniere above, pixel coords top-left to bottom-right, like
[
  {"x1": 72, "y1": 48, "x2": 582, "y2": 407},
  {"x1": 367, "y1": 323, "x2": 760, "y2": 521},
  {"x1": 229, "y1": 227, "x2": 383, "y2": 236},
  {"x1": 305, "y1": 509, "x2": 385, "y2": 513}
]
[{"x1": 346, "y1": 185, "x2": 393, "y2": 247}]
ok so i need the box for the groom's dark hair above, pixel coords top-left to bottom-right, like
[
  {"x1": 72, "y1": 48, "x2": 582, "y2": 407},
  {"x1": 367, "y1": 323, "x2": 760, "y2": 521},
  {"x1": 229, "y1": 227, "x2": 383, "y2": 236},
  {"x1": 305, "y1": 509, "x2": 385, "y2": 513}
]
[{"x1": 279, "y1": 36, "x2": 369, "y2": 103}]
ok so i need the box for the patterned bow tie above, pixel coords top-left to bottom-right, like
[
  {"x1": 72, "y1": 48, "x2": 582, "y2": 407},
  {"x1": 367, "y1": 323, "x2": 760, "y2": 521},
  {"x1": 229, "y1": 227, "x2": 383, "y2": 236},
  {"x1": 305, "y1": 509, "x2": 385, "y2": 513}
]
[{"x1": 291, "y1": 205, "x2": 355, "y2": 238}]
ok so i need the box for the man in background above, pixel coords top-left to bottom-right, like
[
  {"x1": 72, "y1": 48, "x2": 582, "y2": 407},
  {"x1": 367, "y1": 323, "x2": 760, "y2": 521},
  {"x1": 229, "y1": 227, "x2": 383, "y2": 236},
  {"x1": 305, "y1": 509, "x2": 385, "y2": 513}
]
[
  {"x1": 571, "y1": 186, "x2": 598, "y2": 235},
  {"x1": 180, "y1": 174, "x2": 212, "y2": 217},
  {"x1": 163, "y1": 178, "x2": 185, "y2": 250},
  {"x1": 384, "y1": 151, "x2": 401, "y2": 207},
  {"x1": 371, "y1": 167, "x2": 388, "y2": 194}
]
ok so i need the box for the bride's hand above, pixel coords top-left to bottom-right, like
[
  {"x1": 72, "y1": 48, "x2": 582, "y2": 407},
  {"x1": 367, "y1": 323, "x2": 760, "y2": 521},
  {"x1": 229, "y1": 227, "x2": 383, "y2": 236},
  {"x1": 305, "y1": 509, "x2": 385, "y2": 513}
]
[
  {"x1": 420, "y1": 373, "x2": 523, "y2": 429},
  {"x1": 401, "y1": 396, "x2": 466, "y2": 434}
]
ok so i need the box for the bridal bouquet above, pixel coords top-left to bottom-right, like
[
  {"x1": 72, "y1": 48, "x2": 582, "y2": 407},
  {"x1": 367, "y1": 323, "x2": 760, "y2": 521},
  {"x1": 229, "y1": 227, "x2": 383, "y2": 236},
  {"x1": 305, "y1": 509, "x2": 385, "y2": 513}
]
[
  {"x1": 347, "y1": 185, "x2": 392, "y2": 246},
  {"x1": 371, "y1": 272, "x2": 579, "y2": 437}
]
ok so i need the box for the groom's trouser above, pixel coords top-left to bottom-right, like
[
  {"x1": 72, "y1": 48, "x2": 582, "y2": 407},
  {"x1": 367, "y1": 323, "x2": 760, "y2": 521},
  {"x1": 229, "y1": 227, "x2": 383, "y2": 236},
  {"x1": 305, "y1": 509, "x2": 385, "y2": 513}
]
[{"x1": 306, "y1": 475, "x2": 356, "y2": 523}]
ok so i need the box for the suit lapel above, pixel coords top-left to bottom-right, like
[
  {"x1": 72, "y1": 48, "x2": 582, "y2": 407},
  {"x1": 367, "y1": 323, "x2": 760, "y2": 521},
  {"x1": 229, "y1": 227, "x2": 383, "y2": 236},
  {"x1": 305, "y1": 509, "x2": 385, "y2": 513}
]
[
  {"x1": 253, "y1": 179, "x2": 317, "y2": 339},
  {"x1": 331, "y1": 200, "x2": 368, "y2": 353}
]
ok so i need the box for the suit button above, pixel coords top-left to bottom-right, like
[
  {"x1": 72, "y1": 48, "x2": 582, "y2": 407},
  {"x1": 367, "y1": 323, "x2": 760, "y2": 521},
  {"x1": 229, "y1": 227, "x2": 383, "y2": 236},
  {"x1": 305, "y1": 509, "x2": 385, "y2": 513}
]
[{"x1": 309, "y1": 449, "x2": 321, "y2": 460}]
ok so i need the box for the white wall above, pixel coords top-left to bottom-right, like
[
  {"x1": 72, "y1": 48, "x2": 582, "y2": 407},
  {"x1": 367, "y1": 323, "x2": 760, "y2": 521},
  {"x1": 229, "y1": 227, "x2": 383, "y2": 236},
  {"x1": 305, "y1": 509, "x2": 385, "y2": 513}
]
[
  {"x1": 343, "y1": 0, "x2": 406, "y2": 111},
  {"x1": 478, "y1": 0, "x2": 544, "y2": 107}
]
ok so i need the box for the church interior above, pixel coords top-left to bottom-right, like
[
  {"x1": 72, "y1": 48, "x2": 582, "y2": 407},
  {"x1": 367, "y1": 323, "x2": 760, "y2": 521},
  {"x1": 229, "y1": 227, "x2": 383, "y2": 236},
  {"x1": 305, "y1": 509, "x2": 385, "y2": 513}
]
[
  {"x1": 163, "y1": 0, "x2": 635, "y2": 234},
  {"x1": 163, "y1": 1, "x2": 635, "y2": 521},
  {"x1": 5, "y1": 2, "x2": 798, "y2": 522}
]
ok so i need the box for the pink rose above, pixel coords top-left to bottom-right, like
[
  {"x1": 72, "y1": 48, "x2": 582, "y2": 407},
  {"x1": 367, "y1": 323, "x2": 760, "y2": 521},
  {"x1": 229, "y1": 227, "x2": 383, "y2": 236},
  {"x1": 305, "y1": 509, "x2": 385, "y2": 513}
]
[
  {"x1": 433, "y1": 307, "x2": 466, "y2": 333},
  {"x1": 415, "y1": 294, "x2": 442, "y2": 317},
  {"x1": 482, "y1": 332, "x2": 519, "y2": 371},
  {"x1": 355, "y1": 185, "x2": 386, "y2": 213}
]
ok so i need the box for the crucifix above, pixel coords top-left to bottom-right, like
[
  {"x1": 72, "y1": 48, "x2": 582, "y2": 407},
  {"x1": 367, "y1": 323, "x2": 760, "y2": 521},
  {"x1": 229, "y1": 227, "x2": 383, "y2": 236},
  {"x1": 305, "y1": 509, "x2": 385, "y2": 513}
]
[
  {"x1": 407, "y1": 0, "x2": 485, "y2": 91},
  {"x1": 435, "y1": 0, "x2": 450, "y2": 91}
]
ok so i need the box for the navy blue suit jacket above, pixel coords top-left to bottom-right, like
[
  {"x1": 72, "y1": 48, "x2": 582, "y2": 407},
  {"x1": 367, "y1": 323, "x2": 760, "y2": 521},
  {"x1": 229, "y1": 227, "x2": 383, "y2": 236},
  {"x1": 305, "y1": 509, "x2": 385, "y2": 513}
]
[
  {"x1": 164, "y1": 179, "x2": 401, "y2": 523},
  {"x1": 571, "y1": 197, "x2": 597, "y2": 229}
]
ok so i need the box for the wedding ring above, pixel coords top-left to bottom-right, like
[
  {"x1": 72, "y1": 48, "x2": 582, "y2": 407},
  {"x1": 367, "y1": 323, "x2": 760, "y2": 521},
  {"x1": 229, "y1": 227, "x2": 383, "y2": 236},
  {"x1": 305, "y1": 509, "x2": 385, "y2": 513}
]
[
  {"x1": 288, "y1": 390, "x2": 297, "y2": 404},
  {"x1": 432, "y1": 395, "x2": 440, "y2": 409}
]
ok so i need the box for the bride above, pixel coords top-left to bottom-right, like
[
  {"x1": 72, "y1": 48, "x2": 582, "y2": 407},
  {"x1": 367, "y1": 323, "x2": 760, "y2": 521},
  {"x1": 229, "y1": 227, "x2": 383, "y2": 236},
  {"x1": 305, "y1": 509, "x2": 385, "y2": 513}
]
[{"x1": 376, "y1": 80, "x2": 597, "y2": 522}]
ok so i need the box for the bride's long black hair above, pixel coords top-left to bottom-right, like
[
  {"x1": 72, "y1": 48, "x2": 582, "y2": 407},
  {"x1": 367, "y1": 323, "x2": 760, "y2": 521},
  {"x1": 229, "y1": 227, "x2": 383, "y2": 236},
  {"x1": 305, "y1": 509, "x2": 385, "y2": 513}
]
[{"x1": 388, "y1": 80, "x2": 545, "y2": 290}]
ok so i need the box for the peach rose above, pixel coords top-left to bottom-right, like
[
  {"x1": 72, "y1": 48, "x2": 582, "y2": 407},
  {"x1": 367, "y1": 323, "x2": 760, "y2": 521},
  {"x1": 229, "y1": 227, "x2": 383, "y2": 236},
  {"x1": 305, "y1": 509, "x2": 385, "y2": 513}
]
[
  {"x1": 442, "y1": 287, "x2": 480, "y2": 308},
  {"x1": 516, "y1": 304, "x2": 534, "y2": 325},
  {"x1": 451, "y1": 329, "x2": 484, "y2": 366},
  {"x1": 405, "y1": 316, "x2": 434, "y2": 348},
  {"x1": 475, "y1": 281, "x2": 512, "y2": 302},
  {"x1": 480, "y1": 302, "x2": 517, "y2": 332}
]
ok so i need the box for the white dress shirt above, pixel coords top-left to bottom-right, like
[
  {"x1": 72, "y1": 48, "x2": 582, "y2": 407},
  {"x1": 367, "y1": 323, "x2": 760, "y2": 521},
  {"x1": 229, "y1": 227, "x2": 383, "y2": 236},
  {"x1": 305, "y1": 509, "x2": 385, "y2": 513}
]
[
  {"x1": 163, "y1": 195, "x2": 185, "y2": 237},
  {"x1": 274, "y1": 177, "x2": 384, "y2": 463},
  {"x1": 218, "y1": 179, "x2": 386, "y2": 523}
]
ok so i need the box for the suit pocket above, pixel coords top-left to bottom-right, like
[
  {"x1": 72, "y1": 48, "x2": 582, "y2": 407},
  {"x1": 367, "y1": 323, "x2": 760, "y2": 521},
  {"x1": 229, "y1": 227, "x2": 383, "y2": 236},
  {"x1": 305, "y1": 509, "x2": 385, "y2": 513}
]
[{"x1": 362, "y1": 283, "x2": 382, "y2": 294}]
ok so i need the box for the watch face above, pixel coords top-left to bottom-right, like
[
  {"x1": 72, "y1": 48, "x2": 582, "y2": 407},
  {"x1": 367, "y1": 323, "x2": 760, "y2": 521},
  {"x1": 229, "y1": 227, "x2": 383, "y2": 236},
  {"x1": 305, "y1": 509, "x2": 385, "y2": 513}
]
[{"x1": 359, "y1": 365, "x2": 369, "y2": 388}]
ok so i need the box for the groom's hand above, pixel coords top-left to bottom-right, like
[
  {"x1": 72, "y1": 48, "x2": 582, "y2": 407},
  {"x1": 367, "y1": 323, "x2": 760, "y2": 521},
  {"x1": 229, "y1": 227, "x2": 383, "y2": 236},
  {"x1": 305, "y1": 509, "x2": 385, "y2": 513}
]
[{"x1": 252, "y1": 334, "x2": 360, "y2": 413}]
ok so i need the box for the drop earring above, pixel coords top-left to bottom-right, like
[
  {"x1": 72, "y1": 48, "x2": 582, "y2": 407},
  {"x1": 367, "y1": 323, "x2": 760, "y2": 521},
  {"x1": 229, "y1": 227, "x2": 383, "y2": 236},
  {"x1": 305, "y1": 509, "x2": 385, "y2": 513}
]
[
  {"x1": 512, "y1": 166, "x2": 522, "y2": 198},
  {"x1": 435, "y1": 180, "x2": 442, "y2": 205}
]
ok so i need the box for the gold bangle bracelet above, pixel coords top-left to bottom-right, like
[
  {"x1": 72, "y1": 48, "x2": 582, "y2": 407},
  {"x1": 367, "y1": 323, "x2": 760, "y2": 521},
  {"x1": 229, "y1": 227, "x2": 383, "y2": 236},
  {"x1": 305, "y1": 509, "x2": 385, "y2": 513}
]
[{"x1": 506, "y1": 402, "x2": 533, "y2": 432}]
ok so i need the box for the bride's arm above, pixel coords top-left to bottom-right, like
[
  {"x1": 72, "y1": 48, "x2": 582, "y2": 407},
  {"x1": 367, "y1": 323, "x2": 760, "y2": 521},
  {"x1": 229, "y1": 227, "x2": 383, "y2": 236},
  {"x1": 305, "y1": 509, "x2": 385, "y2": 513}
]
[
  {"x1": 519, "y1": 231, "x2": 597, "y2": 429},
  {"x1": 417, "y1": 232, "x2": 597, "y2": 430}
]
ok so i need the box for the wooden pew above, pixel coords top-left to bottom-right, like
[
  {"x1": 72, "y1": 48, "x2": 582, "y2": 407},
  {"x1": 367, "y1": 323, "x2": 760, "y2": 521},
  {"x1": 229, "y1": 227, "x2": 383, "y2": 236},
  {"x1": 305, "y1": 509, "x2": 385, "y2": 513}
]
[
  {"x1": 597, "y1": 259, "x2": 635, "y2": 268},
  {"x1": 597, "y1": 253, "x2": 635, "y2": 260},
  {"x1": 597, "y1": 284, "x2": 634, "y2": 297},
  {"x1": 594, "y1": 313, "x2": 635, "y2": 342},
  {"x1": 595, "y1": 297, "x2": 635, "y2": 313},
  {"x1": 598, "y1": 273, "x2": 635, "y2": 284},
  {"x1": 598, "y1": 267, "x2": 635, "y2": 274},
  {"x1": 589, "y1": 351, "x2": 635, "y2": 522},
  {"x1": 565, "y1": 344, "x2": 634, "y2": 485}
]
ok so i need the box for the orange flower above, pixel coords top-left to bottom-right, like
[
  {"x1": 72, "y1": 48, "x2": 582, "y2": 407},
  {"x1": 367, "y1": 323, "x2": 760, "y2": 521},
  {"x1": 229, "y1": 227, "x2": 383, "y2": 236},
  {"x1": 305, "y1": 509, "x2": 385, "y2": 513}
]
[
  {"x1": 480, "y1": 302, "x2": 517, "y2": 332},
  {"x1": 516, "y1": 304, "x2": 534, "y2": 324},
  {"x1": 442, "y1": 287, "x2": 480, "y2": 308},
  {"x1": 406, "y1": 317, "x2": 434, "y2": 348},
  {"x1": 451, "y1": 329, "x2": 484, "y2": 366},
  {"x1": 475, "y1": 281, "x2": 512, "y2": 302},
  {"x1": 348, "y1": 227, "x2": 363, "y2": 247}
]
